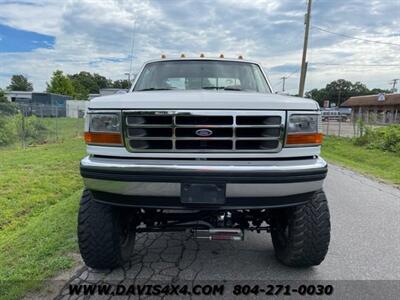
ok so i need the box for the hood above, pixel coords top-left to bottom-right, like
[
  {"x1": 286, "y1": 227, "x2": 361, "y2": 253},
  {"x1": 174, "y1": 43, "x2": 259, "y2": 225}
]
[{"x1": 89, "y1": 90, "x2": 319, "y2": 111}]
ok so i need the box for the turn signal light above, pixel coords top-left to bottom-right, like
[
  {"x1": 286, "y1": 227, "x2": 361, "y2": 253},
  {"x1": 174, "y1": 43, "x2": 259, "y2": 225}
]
[
  {"x1": 286, "y1": 133, "x2": 323, "y2": 145},
  {"x1": 84, "y1": 132, "x2": 122, "y2": 145}
]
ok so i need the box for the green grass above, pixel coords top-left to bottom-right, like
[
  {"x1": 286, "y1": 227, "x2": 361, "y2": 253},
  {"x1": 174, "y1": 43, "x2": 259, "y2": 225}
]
[
  {"x1": 0, "y1": 137, "x2": 85, "y2": 300},
  {"x1": 322, "y1": 136, "x2": 400, "y2": 185}
]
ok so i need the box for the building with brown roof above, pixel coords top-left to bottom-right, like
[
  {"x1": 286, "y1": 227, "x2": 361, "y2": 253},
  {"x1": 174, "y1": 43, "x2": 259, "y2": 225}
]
[{"x1": 341, "y1": 93, "x2": 400, "y2": 124}]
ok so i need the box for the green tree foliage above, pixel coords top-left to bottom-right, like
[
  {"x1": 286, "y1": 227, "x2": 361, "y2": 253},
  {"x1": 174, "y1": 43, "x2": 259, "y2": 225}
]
[
  {"x1": 0, "y1": 88, "x2": 8, "y2": 102},
  {"x1": 305, "y1": 79, "x2": 391, "y2": 106},
  {"x1": 68, "y1": 72, "x2": 112, "y2": 99},
  {"x1": 46, "y1": 70, "x2": 75, "y2": 97},
  {"x1": 94, "y1": 73, "x2": 113, "y2": 90},
  {"x1": 7, "y1": 75, "x2": 33, "y2": 91},
  {"x1": 112, "y1": 79, "x2": 131, "y2": 89},
  {"x1": 45, "y1": 70, "x2": 129, "y2": 99}
]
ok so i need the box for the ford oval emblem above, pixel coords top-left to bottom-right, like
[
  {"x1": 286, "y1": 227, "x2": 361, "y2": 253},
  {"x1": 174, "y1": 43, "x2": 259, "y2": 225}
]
[{"x1": 195, "y1": 128, "x2": 213, "y2": 137}]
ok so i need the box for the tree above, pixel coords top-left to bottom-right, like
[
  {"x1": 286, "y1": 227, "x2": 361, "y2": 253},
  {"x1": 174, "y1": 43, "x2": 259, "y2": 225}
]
[
  {"x1": 46, "y1": 70, "x2": 75, "y2": 97},
  {"x1": 0, "y1": 89, "x2": 7, "y2": 102},
  {"x1": 112, "y1": 79, "x2": 131, "y2": 89},
  {"x1": 7, "y1": 75, "x2": 33, "y2": 91},
  {"x1": 305, "y1": 79, "x2": 390, "y2": 107},
  {"x1": 93, "y1": 73, "x2": 112, "y2": 90},
  {"x1": 370, "y1": 88, "x2": 391, "y2": 95},
  {"x1": 68, "y1": 72, "x2": 113, "y2": 99}
]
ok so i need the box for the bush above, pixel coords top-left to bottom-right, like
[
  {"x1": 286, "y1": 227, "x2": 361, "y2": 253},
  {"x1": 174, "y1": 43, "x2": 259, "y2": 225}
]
[
  {"x1": 15, "y1": 115, "x2": 49, "y2": 145},
  {"x1": 353, "y1": 125, "x2": 400, "y2": 153},
  {"x1": 0, "y1": 116, "x2": 17, "y2": 146},
  {"x1": 0, "y1": 102, "x2": 18, "y2": 116},
  {"x1": 0, "y1": 114, "x2": 49, "y2": 147}
]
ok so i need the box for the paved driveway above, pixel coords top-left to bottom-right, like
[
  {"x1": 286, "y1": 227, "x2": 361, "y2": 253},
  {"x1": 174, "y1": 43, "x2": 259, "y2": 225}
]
[{"x1": 54, "y1": 164, "x2": 400, "y2": 299}]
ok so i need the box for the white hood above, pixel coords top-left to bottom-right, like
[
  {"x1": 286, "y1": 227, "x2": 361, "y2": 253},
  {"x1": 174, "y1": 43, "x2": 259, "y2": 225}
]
[{"x1": 89, "y1": 90, "x2": 319, "y2": 111}]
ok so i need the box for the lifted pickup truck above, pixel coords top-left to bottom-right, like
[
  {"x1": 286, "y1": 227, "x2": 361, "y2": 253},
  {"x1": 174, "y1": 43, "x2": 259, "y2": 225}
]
[{"x1": 79, "y1": 56, "x2": 330, "y2": 269}]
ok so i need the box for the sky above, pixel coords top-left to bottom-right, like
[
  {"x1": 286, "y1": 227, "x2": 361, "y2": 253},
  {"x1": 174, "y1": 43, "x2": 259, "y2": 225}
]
[{"x1": 0, "y1": 0, "x2": 399, "y2": 93}]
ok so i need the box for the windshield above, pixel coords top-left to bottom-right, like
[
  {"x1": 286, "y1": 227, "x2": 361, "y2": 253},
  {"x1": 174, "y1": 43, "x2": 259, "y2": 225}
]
[{"x1": 133, "y1": 60, "x2": 271, "y2": 93}]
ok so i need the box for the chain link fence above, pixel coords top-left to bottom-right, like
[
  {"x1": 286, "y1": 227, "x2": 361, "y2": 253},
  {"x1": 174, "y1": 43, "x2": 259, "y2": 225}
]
[
  {"x1": 0, "y1": 102, "x2": 85, "y2": 149},
  {"x1": 322, "y1": 112, "x2": 400, "y2": 138}
]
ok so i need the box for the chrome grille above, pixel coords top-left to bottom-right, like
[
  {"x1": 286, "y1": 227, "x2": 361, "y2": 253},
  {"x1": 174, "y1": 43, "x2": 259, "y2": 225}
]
[{"x1": 123, "y1": 110, "x2": 285, "y2": 152}]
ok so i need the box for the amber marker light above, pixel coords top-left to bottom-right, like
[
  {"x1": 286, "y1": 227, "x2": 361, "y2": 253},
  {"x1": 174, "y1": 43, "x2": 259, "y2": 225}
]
[
  {"x1": 84, "y1": 132, "x2": 122, "y2": 145},
  {"x1": 286, "y1": 133, "x2": 323, "y2": 145}
]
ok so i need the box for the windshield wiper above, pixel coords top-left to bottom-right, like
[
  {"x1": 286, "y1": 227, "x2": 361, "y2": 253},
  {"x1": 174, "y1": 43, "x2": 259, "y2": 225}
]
[
  {"x1": 136, "y1": 88, "x2": 173, "y2": 91},
  {"x1": 224, "y1": 87, "x2": 242, "y2": 91},
  {"x1": 201, "y1": 86, "x2": 220, "y2": 90}
]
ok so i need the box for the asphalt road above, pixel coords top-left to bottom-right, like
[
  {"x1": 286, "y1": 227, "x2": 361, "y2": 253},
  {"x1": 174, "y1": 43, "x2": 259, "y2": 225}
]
[{"x1": 53, "y1": 164, "x2": 400, "y2": 300}]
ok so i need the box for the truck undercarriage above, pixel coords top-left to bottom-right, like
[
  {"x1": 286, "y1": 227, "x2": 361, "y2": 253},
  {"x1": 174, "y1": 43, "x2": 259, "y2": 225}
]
[{"x1": 131, "y1": 209, "x2": 272, "y2": 238}]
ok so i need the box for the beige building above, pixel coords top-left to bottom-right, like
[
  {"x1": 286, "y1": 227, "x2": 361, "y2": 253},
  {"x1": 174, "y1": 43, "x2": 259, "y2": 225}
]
[{"x1": 341, "y1": 93, "x2": 400, "y2": 124}]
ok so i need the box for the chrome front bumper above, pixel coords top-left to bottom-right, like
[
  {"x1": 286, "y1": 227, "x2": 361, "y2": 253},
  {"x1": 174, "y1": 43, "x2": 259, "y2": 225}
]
[{"x1": 80, "y1": 156, "x2": 327, "y2": 202}]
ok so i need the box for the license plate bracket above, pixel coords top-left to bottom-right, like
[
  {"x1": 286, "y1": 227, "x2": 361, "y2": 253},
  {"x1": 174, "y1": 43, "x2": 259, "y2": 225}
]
[{"x1": 181, "y1": 183, "x2": 226, "y2": 204}]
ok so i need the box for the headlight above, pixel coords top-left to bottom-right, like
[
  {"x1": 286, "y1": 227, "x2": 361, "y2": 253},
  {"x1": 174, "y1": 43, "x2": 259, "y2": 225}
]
[
  {"x1": 89, "y1": 114, "x2": 120, "y2": 132},
  {"x1": 286, "y1": 113, "x2": 323, "y2": 146},
  {"x1": 84, "y1": 113, "x2": 122, "y2": 146}
]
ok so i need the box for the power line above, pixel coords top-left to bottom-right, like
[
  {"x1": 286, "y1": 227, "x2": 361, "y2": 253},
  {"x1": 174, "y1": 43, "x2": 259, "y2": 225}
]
[
  {"x1": 310, "y1": 62, "x2": 400, "y2": 67},
  {"x1": 312, "y1": 25, "x2": 400, "y2": 47},
  {"x1": 285, "y1": 69, "x2": 299, "y2": 79}
]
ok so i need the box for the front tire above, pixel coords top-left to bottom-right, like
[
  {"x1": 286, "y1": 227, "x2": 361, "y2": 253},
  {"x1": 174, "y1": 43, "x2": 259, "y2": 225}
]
[
  {"x1": 270, "y1": 190, "x2": 331, "y2": 267},
  {"x1": 78, "y1": 189, "x2": 136, "y2": 269}
]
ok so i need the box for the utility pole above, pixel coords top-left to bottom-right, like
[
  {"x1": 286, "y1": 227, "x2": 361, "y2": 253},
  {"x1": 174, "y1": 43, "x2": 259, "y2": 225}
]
[
  {"x1": 298, "y1": 0, "x2": 312, "y2": 97},
  {"x1": 280, "y1": 76, "x2": 288, "y2": 92},
  {"x1": 125, "y1": 72, "x2": 131, "y2": 82},
  {"x1": 390, "y1": 79, "x2": 399, "y2": 93}
]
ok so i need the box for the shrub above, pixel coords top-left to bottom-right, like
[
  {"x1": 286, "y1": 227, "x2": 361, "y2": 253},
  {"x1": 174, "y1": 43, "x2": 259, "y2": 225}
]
[
  {"x1": 0, "y1": 102, "x2": 18, "y2": 116},
  {"x1": 15, "y1": 115, "x2": 49, "y2": 145},
  {"x1": 353, "y1": 125, "x2": 400, "y2": 153},
  {"x1": 0, "y1": 116, "x2": 17, "y2": 146}
]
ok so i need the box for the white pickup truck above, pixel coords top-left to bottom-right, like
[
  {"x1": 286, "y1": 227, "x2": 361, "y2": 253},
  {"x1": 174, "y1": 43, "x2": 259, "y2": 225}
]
[{"x1": 79, "y1": 57, "x2": 330, "y2": 269}]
